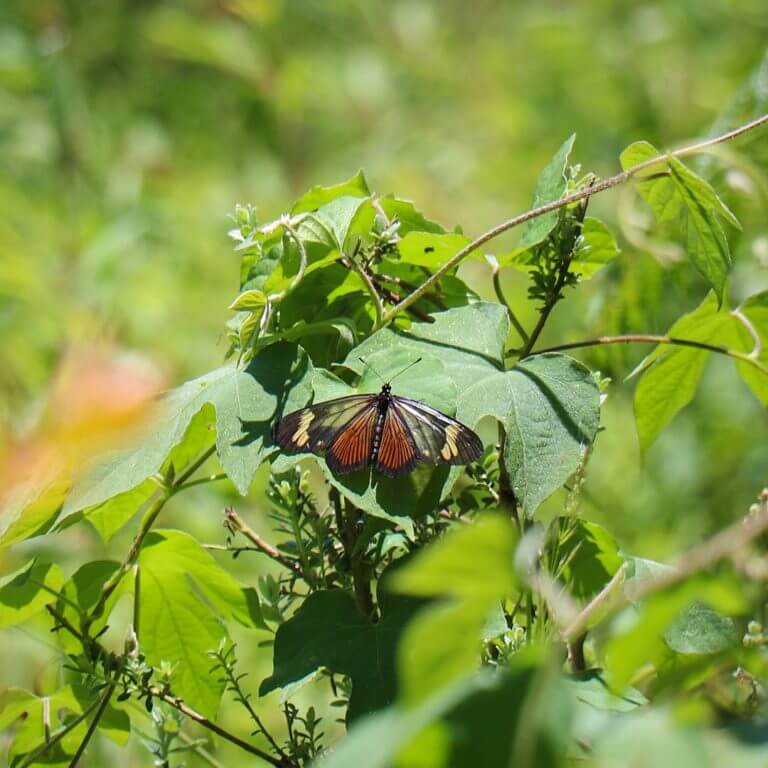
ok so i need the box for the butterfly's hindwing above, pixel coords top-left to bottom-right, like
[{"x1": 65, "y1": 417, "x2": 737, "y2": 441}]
[
  {"x1": 273, "y1": 394, "x2": 375, "y2": 454},
  {"x1": 327, "y1": 404, "x2": 378, "y2": 475},
  {"x1": 376, "y1": 407, "x2": 418, "y2": 477},
  {"x1": 391, "y1": 397, "x2": 483, "y2": 466}
]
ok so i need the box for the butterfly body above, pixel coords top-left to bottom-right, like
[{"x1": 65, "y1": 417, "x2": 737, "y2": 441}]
[{"x1": 274, "y1": 381, "x2": 483, "y2": 478}]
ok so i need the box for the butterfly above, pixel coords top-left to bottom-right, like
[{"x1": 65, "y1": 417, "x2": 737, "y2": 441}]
[{"x1": 272, "y1": 359, "x2": 483, "y2": 478}]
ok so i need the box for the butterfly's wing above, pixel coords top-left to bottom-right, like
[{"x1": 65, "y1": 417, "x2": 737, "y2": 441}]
[
  {"x1": 326, "y1": 403, "x2": 379, "y2": 475},
  {"x1": 375, "y1": 406, "x2": 419, "y2": 477},
  {"x1": 390, "y1": 396, "x2": 483, "y2": 467},
  {"x1": 273, "y1": 394, "x2": 375, "y2": 457}
]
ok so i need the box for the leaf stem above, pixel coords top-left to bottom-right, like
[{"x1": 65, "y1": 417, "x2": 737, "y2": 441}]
[
  {"x1": 519, "y1": 334, "x2": 768, "y2": 377},
  {"x1": 86, "y1": 445, "x2": 217, "y2": 632},
  {"x1": 381, "y1": 113, "x2": 768, "y2": 326},
  {"x1": 68, "y1": 683, "x2": 116, "y2": 767},
  {"x1": 490, "y1": 259, "x2": 529, "y2": 345}
]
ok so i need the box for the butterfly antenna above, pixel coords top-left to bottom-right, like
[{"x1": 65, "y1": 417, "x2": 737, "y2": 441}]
[
  {"x1": 388, "y1": 357, "x2": 422, "y2": 384},
  {"x1": 358, "y1": 357, "x2": 385, "y2": 385}
]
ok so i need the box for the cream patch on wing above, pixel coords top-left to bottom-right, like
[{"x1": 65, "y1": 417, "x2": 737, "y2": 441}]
[
  {"x1": 440, "y1": 424, "x2": 460, "y2": 460},
  {"x1": 291, "y1": 410, "x2": 315, "y2": 447}
]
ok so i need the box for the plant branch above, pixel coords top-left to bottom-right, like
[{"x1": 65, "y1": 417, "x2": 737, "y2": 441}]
[
  {"x1": 150, "y1": 687, "x2": 292, "y2": 768},
  {"x1": 381, "y1": 113, "x2": 768, "y2": 326},
  {"x1": 519, "y1": 334, "x2": 768, "y2": 377},
  {"x1": 68, "y1": 683, "x2": 116, "y2": 767},
  {"x1": 224, "y1": 507, "x2": 302, "y2": 576},
  {"x1": 563, "y1": 489, "x2": 768, "y2": 641}
]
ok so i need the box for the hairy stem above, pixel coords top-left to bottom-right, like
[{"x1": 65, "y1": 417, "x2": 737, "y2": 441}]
[
  {"x1": 381, "y1": 113, "x2": 768, "y2": 326},
  {"x1": 522, "y1": 334, "x2": 768, "y2": 377}
]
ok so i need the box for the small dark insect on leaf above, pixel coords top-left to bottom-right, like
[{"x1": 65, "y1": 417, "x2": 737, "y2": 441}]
[
  {"x1": 273, "y1": 358, "x2": 483, "y2": 477},
  {"x1": 424, "y1": 246, "x2": 435, "y2": 253}
]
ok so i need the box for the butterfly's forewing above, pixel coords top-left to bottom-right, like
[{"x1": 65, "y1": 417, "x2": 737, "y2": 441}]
[
  {"x1": 391, "y1": 397, "x2": 483, "y2": 466},
  {"x1": 274, "y1": 394, "x2": 374, "y2": 455},
  {"x1": 375, "y1": 407, "x2": 419, "y2": 477},
  {"x1": 327, "y1": 404, "x2": 378, "y2": 475}
]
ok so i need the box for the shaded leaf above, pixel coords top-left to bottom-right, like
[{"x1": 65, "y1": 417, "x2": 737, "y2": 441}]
[{"x1": 0, "y1": 561, "x2": 64, "y2": 628}]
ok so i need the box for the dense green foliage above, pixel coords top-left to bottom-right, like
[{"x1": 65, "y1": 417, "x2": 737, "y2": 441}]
[{"x1": 2, "y1": 2, "x2": 768, "y2": 767}]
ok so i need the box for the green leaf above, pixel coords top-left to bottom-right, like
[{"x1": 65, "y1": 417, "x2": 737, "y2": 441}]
[
  {"x1": 317, "y1": 667, "x2": 562, "y2": 768},
  {"x1": 620, "y1": 141, "x2": 739, "y2": 301},
  {"x1": 314, "y1": 196, "x2": 373, "y2": 250},
  {"x1": 458, "y1": 353, "x2": 600, "y2": 516},
  {"x1": 260, "y1": 577, "x2": 424, "y2": 722},
  {"x1": 64, "y1": 343, "x2": 313, "y2": 513},
  {"x1": 392, "y1": 515, "x2": 517, "y2": 601},
  {"x1": 605, "y1": 571, "x2": 744, "y2": 689},
  {"x1": 518, "y1": 134, "x2": 575, "y2": 249},
  {"x1": 0, "y1": 481, "x2": 67, "y2": 550},
  {"x1": 397, "y1": 232, "x2": 470, "y2": 270},
  {"x1": 228, "y1": 288, "x2": 267, "y2": 311},
  {"x1": 377, "y1": 195, "x2": 446, "y2": 235},
  {"x1": 557, "y1": 519, "x2": 623, "y2": 601},
  {"x1": 351, "y1": 302, "x2": 508, "y2": 392},
  {"x1": 633, "y1": 292, "x2": 736, "y2": 450},
  {"x1": 664, "y1": 600, "x2": 737, "y2": 655},
  {"x1": 291, "y1": 171, "x2": 371, "y2": 214},
  {"x1": 0, "y1": 561, "x2": 64, "y2": 628},
  {"x1": 84, "y1": 478, "x2": 156, "y2": 542},
  {"x1": 392, "y1": 515, "x2": 518, "y2": 703},
  {"x1": 139, "y1": 529, "x2": 264, "y2": 718},
  {"x1": 570, "y1": 217, "x2": 621, "y2": 278},
  {"x1": 54, "y1": 560, "x2": 123, "y2": 654}
]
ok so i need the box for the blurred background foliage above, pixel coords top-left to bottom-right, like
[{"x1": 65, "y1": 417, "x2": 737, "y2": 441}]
[{"x1": 1, "y1": 0, "x2": 768, "y2": 764}]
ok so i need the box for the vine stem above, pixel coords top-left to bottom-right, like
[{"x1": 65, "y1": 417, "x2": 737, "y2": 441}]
[
  {"x1": 344, "y1": 248, "x2": 385, "y2": 328},
  {"x1": 522, "y1": 334, "x2": 768, "y2": 377},
  {"x1": 562, "y1": 489, "x2": 768, "y2": 641},
  {"x1": 68, "y1": 683, "x2": 116, "y2": 767},
  {"x1": 489, "y1": 256, "x2": 529, "y2": 345},
  {"x1": 380, "y1": 113, "x2": 768, "y2": 326},
  {"x1": 224, "y1": 507, "x2": 302, "y2": 576}
]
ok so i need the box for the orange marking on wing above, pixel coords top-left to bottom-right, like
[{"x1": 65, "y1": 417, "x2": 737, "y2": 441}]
[
  {"x1": 329, "y1": 407, "x2": 376, "y2": 470},
  {"x1": 378, "y1": 410, "x2": 416, "y2": 472}
]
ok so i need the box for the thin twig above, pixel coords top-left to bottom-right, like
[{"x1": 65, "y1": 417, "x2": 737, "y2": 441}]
[
  {"x1": 151, "y1": 688, "x2": 292, "y2": 768},
  {"x1": 224, "y1": 507, "x2": 302, "y2": 576},
  {"x1": 381, "y1": 114, "x2": 768, "y2": 326},
  {"x1": 563, "y1": 491, "x2": 768, "y2": 641},
  {"x1": 68, "y1": 683, "x2": 116, "y2": 767},
  {"x1": 520, "y1": 334, "x2": 768, "y2": 378}
]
